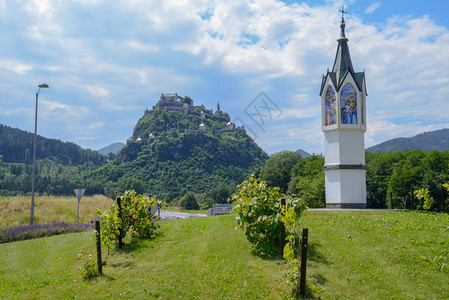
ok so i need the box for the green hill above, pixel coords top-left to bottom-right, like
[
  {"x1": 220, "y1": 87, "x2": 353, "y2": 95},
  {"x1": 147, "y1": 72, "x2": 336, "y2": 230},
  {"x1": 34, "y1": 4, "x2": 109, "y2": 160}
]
[
  {"x1": 0, "y1": 124, "x2": 108, "y2": 196},
  {"x1": 367, "y1": 128, "x2": 449, "y2": 152},
  {"x1": 0, "y1": 124, "x2": 106, "y2": 166},
  {"x1": 89, "y1": 96, "x2": 268, "y2": 199}
]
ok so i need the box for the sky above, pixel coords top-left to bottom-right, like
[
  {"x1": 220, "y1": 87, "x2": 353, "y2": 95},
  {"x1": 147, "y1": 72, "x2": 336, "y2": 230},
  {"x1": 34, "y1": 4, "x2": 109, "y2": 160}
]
[{"x1": 1, "y1": 0, "x2": 449, "y2": 155}]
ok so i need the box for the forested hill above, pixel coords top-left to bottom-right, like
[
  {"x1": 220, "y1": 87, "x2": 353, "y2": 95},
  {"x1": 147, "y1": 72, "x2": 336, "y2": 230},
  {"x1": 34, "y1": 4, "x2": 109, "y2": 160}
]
[
  {"x1": 367, "y1": 128, "x2": 449, "y2": 153},
  {"x1": 89, "y1": 100, "x2": 269, "y2": 199},
  {"x1": 0, "y1": 124, "x2": 106, "y2": 166}
]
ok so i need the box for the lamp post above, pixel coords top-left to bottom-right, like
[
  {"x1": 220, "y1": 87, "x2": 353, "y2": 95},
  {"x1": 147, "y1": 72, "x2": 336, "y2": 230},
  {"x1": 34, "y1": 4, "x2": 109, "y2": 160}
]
[{"x1": 30, "y1": 83, "x2": 49, "y2": 225}]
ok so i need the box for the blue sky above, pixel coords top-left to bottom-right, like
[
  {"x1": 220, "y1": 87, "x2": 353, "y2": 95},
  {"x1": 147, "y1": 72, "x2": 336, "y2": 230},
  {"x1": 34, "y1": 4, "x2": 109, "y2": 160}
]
[{"x1": 1, "y1": 0, "x2": 449, "y2": 155}]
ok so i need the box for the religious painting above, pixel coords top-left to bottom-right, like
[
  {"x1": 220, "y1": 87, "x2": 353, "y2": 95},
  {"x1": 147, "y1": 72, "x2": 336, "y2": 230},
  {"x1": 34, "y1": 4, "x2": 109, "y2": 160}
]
[
  {"x1": 324, "y1": 86, "x2": 336, "y2": 126},
  {"x1": 341, "y1": 84, "x2": 357, "y2": 124}
]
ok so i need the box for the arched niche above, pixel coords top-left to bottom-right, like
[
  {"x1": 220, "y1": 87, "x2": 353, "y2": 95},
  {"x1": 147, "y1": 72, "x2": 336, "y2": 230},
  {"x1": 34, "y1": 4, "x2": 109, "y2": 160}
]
[
  {"x1": 324, "y1": 85, "x2": 337, "y2": 126},
  {"x1": 340, "y1": 83, "x2": 357, "y2": 125}
]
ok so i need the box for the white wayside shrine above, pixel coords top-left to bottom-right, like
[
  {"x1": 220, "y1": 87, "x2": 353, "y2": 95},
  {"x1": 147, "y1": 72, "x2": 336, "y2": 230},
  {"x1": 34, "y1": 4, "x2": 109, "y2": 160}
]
[{"x1": 320, "y1": 9, "x2": 367, "y2": 208}]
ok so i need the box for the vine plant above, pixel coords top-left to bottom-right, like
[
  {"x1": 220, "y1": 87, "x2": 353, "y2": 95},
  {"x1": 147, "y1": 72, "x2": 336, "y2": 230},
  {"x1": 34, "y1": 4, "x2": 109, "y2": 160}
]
[
  {"x1": 414, "y1": 188, "x2": 434, "y2": 211},
  {"x1": 96, "y1": 190, "x2": 165, "y2": 250},
  {"x1": 232, "y1": 177, "x2": 306, "y2": 295}
]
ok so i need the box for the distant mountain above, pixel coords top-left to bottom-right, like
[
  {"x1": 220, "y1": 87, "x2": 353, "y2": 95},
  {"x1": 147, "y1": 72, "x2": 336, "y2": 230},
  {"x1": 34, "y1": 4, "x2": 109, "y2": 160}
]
[
  {"x1": 97, "y1": 142, "x2": 125, "y2": 155},
  {"x1": 366, "y1": 128, "x2": 449, "y2": 153},
  {"x1": 0, "y1": 124, "x2": 106, "y2": 166},
  {"x1": 296, "y1": 149, "x2": 311, "y2": 158}
]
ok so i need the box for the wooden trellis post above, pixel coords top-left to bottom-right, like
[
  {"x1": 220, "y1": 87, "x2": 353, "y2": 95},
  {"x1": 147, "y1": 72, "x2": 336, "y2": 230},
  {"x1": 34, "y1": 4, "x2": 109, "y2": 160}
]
[{"x1": 95, "y1": 220, "x2": 103, "y2": 274}]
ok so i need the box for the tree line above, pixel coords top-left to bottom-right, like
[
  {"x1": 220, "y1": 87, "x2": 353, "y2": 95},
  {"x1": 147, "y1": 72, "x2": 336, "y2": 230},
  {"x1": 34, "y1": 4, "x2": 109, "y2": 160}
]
[
  {"x1": 0, "y1": 124, "x2": 107, "y2": 165},
  {"x1": 255, "y1": 149, "x2": 449, "y2": 211}
]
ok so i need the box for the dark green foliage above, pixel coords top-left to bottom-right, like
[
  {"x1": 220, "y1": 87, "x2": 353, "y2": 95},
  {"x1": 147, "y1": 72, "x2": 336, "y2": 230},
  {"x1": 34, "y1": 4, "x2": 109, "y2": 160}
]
[
  {"x1": 116, "y1": 177, "x2": 147, "y2": 195},
  {"x1": 258, "y1": 151, "x2": 302, "y2": 193},
  {"x1": 0, "y1": 124, "x2": 106, "y2": 165},
  {"x1": 89, "y1": 108, "x2": 268, "y2": 199},
  {"x1": 290, "y1": 154, "x2": 325, "y2": 208},
  {"x1": 266, "y1": 150, "x2": 449, "y2": 211},
  {"x1": 367, "y1": 150, "x2": 449, "y2": 210},
  {"x1": 0, "y1": 124, "x2": 107, "y2": 196},
  {"x1": 0, "y1": 160, "x2": 104, "y2": 196},
  {"x1": 180, "y1": 192, "x2": 199, "y2": 210},
  {"x1": 0, "y1": 98, "x2": 267, "y2": 198},
  {"x1": 204, "y1": 185, "x2": 235, "y2": 204}
]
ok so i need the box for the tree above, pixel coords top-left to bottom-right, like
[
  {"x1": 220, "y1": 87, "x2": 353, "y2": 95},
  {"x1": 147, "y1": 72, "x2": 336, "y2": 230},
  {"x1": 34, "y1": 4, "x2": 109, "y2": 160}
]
[
  {"x1": 258, "y1": 151, "x2": 302, "y2": 193},
  {"x1": 206, "y1": 185, "x2": 233, "y2": 204},
  {"x1": 289, "y1": 154, "x2": 325, "y2": 208},
  {"x1": 180, "y1": 192, "x2": 199, "y2": 210},
  {"x1": 296, "y1": 174, "x2": 325, "y2": 208},
  {"x1": 117, "y1": 177, "x2": 147, "y2": 195},
  {"x1": 107, "y1": 152, "x2": 116, "y2": 162}
]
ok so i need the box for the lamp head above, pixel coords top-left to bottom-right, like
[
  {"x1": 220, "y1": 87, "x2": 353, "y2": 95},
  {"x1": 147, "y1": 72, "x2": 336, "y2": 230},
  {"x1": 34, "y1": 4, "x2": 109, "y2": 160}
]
[{"x1": 38, "y1": 83, "x2": 49, "y2": 88}]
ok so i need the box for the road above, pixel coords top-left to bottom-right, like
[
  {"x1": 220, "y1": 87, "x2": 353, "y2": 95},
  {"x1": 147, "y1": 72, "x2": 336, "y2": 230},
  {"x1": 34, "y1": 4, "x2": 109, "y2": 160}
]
[{"x1": 159, "y1": 210, "x2": 207, "y2": 221}]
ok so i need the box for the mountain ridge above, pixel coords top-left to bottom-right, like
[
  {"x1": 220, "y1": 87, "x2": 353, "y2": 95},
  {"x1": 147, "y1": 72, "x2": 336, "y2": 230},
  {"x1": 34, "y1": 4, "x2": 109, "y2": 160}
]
[
  {"x1": 0, "y1": 123, "x2": 106, "y2": 166},
  {"x1": 366, "y1": 128, "x2": 449, "y2": 153},
  {"x1": 97, "y1": 142, "x2": 125, "y2": 155}
]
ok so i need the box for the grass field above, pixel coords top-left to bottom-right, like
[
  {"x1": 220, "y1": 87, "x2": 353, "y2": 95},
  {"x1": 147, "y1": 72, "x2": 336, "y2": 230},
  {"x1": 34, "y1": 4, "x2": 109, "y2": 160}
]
[
  {"x1": 0, "y1": 195, "x2": 113, "y2": 228},
  {"x1": 1, "y1": 206, "x2": 448, "y2": 298}
]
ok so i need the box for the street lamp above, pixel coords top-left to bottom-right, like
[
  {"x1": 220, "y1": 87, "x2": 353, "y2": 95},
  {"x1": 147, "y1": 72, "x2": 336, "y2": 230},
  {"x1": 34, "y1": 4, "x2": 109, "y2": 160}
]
[{"x1": 30, "y1": 83, "x2": 49, "y2": 225}]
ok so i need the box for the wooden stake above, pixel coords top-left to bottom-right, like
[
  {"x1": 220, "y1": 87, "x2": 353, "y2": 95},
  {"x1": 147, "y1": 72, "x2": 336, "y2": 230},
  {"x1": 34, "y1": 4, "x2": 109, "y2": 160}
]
[
  {"x1": 117, "y1": 197, "x2": 123, "y2": 249},
  {"x1": 95, "y1": 220, "x2": 103, "y2": 274},
  {"x1": 280, "y1": 198, "x2": 286, "y2": 257},
  {"x1": 299, "y1": 227, "x2": 308, "y2": 295}
]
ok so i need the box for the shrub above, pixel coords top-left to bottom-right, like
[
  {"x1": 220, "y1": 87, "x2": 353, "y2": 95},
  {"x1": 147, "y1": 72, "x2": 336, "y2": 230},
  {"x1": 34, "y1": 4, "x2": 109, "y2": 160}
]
[
  {"x1": 76, "y1": 250, "x2": 99, "y2": 279},
  {"x1": 296, "y1": 174, "x2": 325, "y2": 208},
  {"x1": 180, "y1": 192, "x2": 199, "y2": 210},
  {"x1": 414, "y1": 188, "x2": 434, "y2": 211},
  {"x1": 232, "y1": 177, "x2": 305, "y2": 256},
  {"x1": 96, "y1": 190, "x2": 164, "y2": 249}
]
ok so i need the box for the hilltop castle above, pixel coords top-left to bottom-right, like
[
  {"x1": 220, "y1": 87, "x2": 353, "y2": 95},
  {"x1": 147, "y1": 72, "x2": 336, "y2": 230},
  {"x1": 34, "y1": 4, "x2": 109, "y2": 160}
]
[{"x1": 127, "y1": 93, "x2": 244, "y2": 145}]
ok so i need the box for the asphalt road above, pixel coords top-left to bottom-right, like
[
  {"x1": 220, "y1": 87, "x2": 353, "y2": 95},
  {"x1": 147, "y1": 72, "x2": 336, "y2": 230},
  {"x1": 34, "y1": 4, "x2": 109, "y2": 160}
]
[{"x1": 159, "y1": 211, "x2": 207, "y2": 220}]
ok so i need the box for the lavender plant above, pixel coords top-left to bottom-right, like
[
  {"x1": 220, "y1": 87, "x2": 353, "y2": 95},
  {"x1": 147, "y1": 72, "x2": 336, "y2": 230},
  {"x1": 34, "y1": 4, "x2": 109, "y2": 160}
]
[{"x1": 0, "y1": 221, "x2": 91, "y2": 244}]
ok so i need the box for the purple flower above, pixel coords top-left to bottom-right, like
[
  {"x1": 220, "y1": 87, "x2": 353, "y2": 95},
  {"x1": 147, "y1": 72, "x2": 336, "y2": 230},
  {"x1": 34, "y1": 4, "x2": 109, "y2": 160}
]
[{"x1": 0, "y1": 221, "x2": 93, "y2": 244}]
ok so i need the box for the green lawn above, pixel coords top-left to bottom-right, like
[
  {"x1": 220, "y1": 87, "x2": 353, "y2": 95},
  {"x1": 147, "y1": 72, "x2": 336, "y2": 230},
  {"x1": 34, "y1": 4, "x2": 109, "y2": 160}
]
[
  {"x1": 301, "y1": 210, "x2": 449, "y2": 298},
  {"x1": 1, "y1": 210, "x2": 448, "y2": 299},
  {"x1": 0, "y1": 215, "x2": 288, "y2": 299}
]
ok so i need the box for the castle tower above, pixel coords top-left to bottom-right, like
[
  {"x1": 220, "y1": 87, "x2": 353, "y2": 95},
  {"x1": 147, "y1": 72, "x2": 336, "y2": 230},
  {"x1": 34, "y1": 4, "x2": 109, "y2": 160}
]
[{"x1": 319, "y1": 7, "x2": 367, "y2": 208}]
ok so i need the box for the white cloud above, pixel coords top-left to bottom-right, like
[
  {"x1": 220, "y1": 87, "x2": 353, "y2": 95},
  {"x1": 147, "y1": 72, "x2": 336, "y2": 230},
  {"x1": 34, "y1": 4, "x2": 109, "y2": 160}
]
[
  {"x1": 86, "y1": 86, "x2": 110, "y2": 98},
  {"x1": 0, "y1": 106, "x2": 31, "y2": 116},
  {"x1": 126, "y1": 41, "x2": 159, "y2": 53},
  {"x1": 88, "y1": 121, "x2": 104, "y2": 130},
  {"x1": 0, "y1": 0, "x2": 448, "y2": 152},
  {"x1": 365, "y1": 2, "x2": 381, "y2": 14},
  {"x1": 0, "y1": 60, "x2": 33, "y2": 74},
  {"x1": 280, "y1": 107, "x2": 319, "y2": 120}
]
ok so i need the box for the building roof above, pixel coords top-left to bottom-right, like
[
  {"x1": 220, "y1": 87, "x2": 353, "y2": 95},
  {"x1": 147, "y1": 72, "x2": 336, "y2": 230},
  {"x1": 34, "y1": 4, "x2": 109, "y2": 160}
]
[{"x1": 320, "y1": 10, "x2": 365, "y2": 95}]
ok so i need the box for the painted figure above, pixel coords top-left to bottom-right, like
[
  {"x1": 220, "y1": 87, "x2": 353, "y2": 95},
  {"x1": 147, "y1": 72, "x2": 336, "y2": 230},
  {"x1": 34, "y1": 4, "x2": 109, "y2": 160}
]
[
  {"x1": 324, "y1": 86, "x2": 337, "y2": 125},
  {"x1": 341, "y1": 84, "x2": 357, "y2": 124}
]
